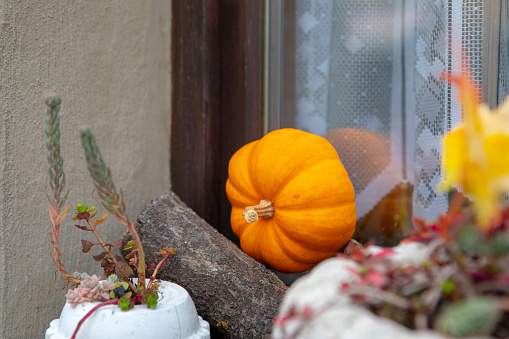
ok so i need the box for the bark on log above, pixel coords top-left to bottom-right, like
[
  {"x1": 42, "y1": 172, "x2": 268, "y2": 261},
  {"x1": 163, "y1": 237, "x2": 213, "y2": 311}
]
[{"x1": 121, "y1": 191, "x2": 288, "y2": 339}]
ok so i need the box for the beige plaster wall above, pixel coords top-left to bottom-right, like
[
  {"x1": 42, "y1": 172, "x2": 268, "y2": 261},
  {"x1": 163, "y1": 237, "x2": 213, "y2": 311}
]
[{"x1": 0, "y1": 1, "x2": 171, "y2": 337}]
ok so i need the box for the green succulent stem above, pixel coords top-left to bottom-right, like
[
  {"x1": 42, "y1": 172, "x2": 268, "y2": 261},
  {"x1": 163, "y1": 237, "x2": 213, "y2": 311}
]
[
  {"x1": 45, "y1": 93, "x2": 80, "y2": 286},
  {"x1": 45, "y1": 92, "x2": 69, "y2": 210},
  {"x1": 79, "y1": 128, "x2": 146, "y2": 288}
]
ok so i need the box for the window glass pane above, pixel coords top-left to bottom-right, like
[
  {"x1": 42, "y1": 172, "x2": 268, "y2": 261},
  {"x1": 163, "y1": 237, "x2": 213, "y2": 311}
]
[{"x1": 270, "y1": 0, "x2": 497, "y2": 246}]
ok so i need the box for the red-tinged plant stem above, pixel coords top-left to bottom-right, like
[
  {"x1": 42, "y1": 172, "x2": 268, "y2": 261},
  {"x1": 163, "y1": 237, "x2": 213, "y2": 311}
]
[
  {"x1": 127, "y1": 280, "x2": 137, "y2": 292},
  {"x1": 80, "y1": 128, "x2": 147, "y2": 289},
  {"x1": 85, "y1": 217, "x2": 118, "y2": 264},
  {"x1": 147, "y1": 254, "x2": 171, "y2": 289},
  {"x1": 71, "y1": 299, "x2": 119, "y2": 339},
  {"x1": 97, "y1": 206, "x2": 145, "y2": 289},
  {"x1": 348, "y1": 286, "x2": 412, "y2": 310},
  {"x1": 49, "y1": 206, "x2": 81, "y2": 286},
  {"x1": 126, "y1": 217, "x2": 146, "y2": 288}
]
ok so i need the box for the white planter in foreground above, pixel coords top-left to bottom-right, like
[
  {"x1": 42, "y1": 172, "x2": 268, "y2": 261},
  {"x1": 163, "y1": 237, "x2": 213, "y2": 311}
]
[
  {"x1": 272, "y1": 242, "x2": 489, "y2": 339},
  {"x1": 46, "y1": 280, "x2": 210, "y2": 339}
]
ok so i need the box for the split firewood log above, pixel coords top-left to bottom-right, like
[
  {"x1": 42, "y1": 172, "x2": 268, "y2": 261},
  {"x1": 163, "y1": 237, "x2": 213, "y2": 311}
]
[{"x1": 121, "y1": 191, "x2": 288, "y2": 339}]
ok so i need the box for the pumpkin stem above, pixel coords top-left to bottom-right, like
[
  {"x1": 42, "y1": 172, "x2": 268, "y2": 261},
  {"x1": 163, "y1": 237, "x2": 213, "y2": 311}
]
[{"x1": 243, "y1": 199, "x2": 275, "y2": 223}]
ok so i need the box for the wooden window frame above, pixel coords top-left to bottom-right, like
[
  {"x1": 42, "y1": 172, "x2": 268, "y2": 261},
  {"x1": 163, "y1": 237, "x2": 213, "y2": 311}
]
[{"x1": 171, "y1": 0, "x2": 264, "y2": 243}]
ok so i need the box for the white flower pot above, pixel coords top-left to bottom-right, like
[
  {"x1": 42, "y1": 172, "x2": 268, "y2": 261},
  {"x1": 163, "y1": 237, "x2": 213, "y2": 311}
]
[{"x1": 46, "y1": 280, "x2": 210, "y2": 339}]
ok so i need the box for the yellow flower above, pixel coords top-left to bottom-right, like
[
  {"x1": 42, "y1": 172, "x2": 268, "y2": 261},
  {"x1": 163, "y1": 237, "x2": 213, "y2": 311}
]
[{"x1": 440, "y1": 72, "x2": 509, "y2": 228}]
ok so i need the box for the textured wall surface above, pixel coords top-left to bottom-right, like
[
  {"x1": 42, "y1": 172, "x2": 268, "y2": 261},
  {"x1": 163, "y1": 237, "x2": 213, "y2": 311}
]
[{"x1": 0, "y1": 1, "x2": 171, "y2": 337}]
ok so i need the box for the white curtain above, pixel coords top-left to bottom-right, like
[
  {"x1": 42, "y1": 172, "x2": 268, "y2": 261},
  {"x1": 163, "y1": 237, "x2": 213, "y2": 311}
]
[{"x1": 294, "y1": 0, "x2": 487, "y2": 223}]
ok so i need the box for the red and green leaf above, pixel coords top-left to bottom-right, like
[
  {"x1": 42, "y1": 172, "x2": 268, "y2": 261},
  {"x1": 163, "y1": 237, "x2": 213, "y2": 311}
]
[
  {"x1": 93, "y1": 212, "x2": 108, "y2": 226},
  {"x1": 123, "y1": 240, "x2": 134, "y2": 250}
]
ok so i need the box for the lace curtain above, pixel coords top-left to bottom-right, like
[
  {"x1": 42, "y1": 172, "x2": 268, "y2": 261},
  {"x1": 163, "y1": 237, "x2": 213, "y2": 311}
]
[
  {"x1": 500, "y1": 0, "x2": 509, "y2": 103},
  {"x1": 293, "y1": 0, "x2": 499, "y2": 244}
]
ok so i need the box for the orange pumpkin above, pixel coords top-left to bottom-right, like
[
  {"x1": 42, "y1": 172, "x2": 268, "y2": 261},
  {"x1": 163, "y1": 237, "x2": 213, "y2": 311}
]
[{"x1": 225, "y1": 128, "x2": 357, "y2": 273}]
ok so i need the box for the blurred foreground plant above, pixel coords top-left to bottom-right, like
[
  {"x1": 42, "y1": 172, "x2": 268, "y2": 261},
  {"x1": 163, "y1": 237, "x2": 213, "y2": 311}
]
[
  {"x1": 356, "y1": 71, "x2": 508, "y2": 337},
  {"x1": 338, "y1": 205, "x2": 509, "y2": 337},
  {"x1": 440, "y1": 71, "x2": 509, "y2": 228},
  {"x1": 310, "y1": 72, "x2": 509, "y2": 338}
]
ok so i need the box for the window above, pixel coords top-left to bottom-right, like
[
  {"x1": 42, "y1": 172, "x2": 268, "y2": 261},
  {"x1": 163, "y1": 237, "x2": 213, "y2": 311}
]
[
  {"x1": 267, "y1": 0, "x2": 507, "y2": 245},
  {"x1": 171, "y1": 0, "x2": 508, "y2": 248}
]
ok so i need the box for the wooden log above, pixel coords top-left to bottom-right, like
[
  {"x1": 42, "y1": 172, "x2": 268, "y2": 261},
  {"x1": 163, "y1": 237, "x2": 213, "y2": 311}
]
[{"x1": 121, "y1": 191, "x2": 288, "y2": 339}]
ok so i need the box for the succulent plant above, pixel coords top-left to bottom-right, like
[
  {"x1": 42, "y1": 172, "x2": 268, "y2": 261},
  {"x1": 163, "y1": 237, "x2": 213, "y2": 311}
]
[
  {"x1": 339, "y1": 203, "x2": 509, "y2": 337},
  {"x1": 44, "y1": 94, "x2": 176, "y2": 337}
]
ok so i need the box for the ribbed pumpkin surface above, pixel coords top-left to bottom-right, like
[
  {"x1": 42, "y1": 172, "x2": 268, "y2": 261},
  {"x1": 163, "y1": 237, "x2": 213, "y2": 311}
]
[{"x1": 225, "y1": 128, "x2": 357, "y2": 273}]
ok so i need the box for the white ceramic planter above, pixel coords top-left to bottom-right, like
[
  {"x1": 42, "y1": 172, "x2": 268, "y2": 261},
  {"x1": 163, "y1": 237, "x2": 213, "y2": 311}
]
[{"x1": 46, "y1": 280, "x2": 210, "y2": 339}]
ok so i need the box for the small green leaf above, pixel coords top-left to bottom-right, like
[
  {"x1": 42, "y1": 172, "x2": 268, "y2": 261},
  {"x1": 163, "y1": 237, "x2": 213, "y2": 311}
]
[
  {"x1": 123, "y1": 240, "x2": 134, "y2": 250},
  {"x1": 118, "y1": 298, "x2": 133, "y2": 311},
  {"x1": 487, "y1": 233, "x2": 509, "y2": 256},
  {"x1": 147, "y1": 297, "x2": 157, "y2": 309},
  {"x1": 72, "y1": 271, "x2": 86, "y2": 280},
  {"x1": 87, "y1": 206, "x2": 96, "y2": 212},
  {"x1": 442, "y1": 279, "x2": 455, "y2": 294},
  {"x1": 111, "y1": 282, "x2": 129, "y2": 298},
  {"x1": 142, "y1": 290, "x2": 158, "y2": 309},
  {"x1": 109, "y1": 274, "x2": 119, "y2": 283},
  {"x1": 435, "y1": 297, "x2": 501, "y2": 337},
  {"x1": 75, "y1": 204, "x2": 87, "y2": 213},
  {"x1": 456, "y1": 227, "x2": 483, "y2": 253}
]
